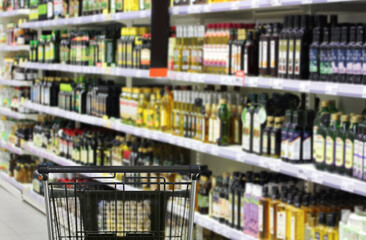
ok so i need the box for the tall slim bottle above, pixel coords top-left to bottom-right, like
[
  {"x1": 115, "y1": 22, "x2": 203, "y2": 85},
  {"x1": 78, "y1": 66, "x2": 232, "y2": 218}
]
[
  {"x1": 294, "y1": 15, "x2": 312, "y2": 80},
  {"x1": 335, "y1": 115, "x2": 350, "y2": 174},
  {"x1": 325, "y1": 113, "x2": 340, "y2": 171},
  {"x1": 287, "y1": 15, "x2": 300, "y2": 79},
  {"x1": 218, "y1": 98, "x2": 230, "y2": 146},
  {"x1": 346, "y1": 25, "x2": 357, "y2": 83},
  {"x1": 338, "y1": 25, "x2": 349, "y2": 83},
  {"x1": 344, "y1": 115, "x2": 359, "y2": 176},
  {"x1": 314, "y1": 113, "x2": 330, "y2": 170},
  {"x1": 353, "y1": 25, "x2": 365, "y2": 84}
]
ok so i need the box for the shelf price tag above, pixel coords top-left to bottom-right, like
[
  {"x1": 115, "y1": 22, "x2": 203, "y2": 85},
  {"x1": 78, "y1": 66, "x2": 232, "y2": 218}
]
[
  {"x1": 140, "y1": 11, "x2": 148, "y2": 18},
  {"x1": 299, "y1": 82, "x2": 311, "y2": 93},
  {"x1": 235, "y1": 152, "x2": 247, "y2": 163},
  {"x1": 297, "y1": 169, "x2": 308, "y2": 180},
  {"x1": 231, "y1": 1, "x2": 240, "y2": 10},
  {"x1": 203, "y1": 4, "x2": 212, "y2": 13},
  {"x1": 188, "y1": 5, "x2": 201, "y2": 14},
  {"x1": 270, "y1": 0, "x2": 281, "y2": 6},
  {"x1": 310, "y1": 172, "x2": 323, "y2": 184},
  {"x1": 301, "y1": 0, "x2": 313, "y2": 4},
  {"x1": 341, "y1": 180, "x2": 355, "y2": 193},
  {"x1": 172, "y1": 7, "x2": 179, "y2": 15},
  {"x1": 235, "y1": 70, "x2": 245, "y2": 86},
  {"x1": 325, "y1": 84, "x2": 338, "y2": 95},
  {"x1": 272, "y1": 79, "x2": 284, "y2": 89},
  {"x1": 199, "y1": 143, "x2": 207, "y2": 153},
  {"x1": 258, "y1": 158, "x2": 269, "y2": 168},
  {"x1": 210, "y1": 146, "x2": 219, "y2": 156},
  {"x1": 251, "y1": 0, "x2": 260, "y2": 8},
  {"x1": 269, "y1": 161, "x2": 280, "y2": 172},
  {"x1": 362, "y1": 86, "x2": 366, "y2": 98},
  {"x1": 246, "y1": 77, "x2": 258, "y2": 87}
]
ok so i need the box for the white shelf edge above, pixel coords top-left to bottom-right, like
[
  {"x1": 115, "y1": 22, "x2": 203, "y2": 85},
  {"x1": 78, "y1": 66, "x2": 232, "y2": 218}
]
[
  {"x1": 0, "y1": 79, "x2": 33, "y2": 87},
  {"x1": 0, "y1": 9, "x2": 29, "y2": 18},
  {"x1": 22, "y1": 187, "x2": 46, "y2": 214},
  {"x1": 18, "y1": 61, "x2": 366, "y2": 98},
  {"x1": 23, "y1": 101, "x2": 366, "y2": 197},
  {"x1": 0, "y1": 172, "x2": 24, "y2": 199},
  {"x1": 0, "y1": 45, "x2": 30, "y2": 51},
  {"x1": 21, "y1": 10, "x2": 151, "y2": 29},
  {"x1": 24, "y1": 142, "x2": 140, "y2": 192},
  {"x1": 0, "y1": 107, "x2": 39, "y2": 120},
  {"x1": 20, "y1": 62, "x2": 149, "y2": 78},
  {"x1": 0, "y1": 141, "x2": 24, "y2": 155}
]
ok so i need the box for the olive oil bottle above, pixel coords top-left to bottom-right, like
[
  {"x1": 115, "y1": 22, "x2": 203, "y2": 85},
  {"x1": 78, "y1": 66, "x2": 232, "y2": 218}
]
[
  {"x1": 335, "y1": 115, "x2": 350, "y2": 174},
  {"x1": 160, "y1": 87, "x2": 173, "y2": 133},
  {"x1": 314, "y1": 113, "x2": 330, "y2": 171},
  {"x1": 313, "y1": 101, "x2": 329, "y2": 161},
  {"x1": 325, "y1": 113, "x2": 340, "y2": 171},
  {"x1": 344, "y1": 115, "x2": 360, "y2": 176},
  {"x1": 314, "y1": 212, "x2": 327, "y2": 240},
  {"x1": 242, "y1": 94, "x2": 257, "y2": 152},
  {"x1": 262, "y1": 116, "x2": 274, "y2": 156},
  {"x1": 218, "y1": 98, "x2": 230, "y2": 146},
  {"x1": 270, "y1": 117, "x2": 283, "y2": 158}
]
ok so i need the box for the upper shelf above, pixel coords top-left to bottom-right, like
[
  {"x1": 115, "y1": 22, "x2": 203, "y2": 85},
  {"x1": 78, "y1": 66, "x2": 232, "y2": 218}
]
[
  {"x1": 19, "y1": 0, "x2": 361, "y2": 29},
  {"x1": 0, "y1": 79, "x2": 33, "y2": 87},
  {"x1": 0, "y1": 107, "x2": 39, "y2": 120},
  {"x1": 0, "y1": 45, "x2": 30, "y2": 52},
  {"x1": 24, "y1": 100, "x2": 366, "y2": 198},
  {"x1": 0, "y1": 9, "x2": 29, "y2": 19}
]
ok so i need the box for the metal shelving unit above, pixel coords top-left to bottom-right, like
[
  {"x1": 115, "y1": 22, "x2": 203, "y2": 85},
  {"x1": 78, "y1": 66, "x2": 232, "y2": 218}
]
[{"x1": 24, "y1": 101, "x2": 366, "y2": 197}]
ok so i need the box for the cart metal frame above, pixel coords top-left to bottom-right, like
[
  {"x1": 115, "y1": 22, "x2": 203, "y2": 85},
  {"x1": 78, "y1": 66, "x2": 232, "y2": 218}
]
[{"x1": 38, "y1": 165, "x2": 200, "y2": 240}]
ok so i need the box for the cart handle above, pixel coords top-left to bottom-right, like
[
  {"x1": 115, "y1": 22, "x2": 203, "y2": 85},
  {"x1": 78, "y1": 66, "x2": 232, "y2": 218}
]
[{"x1": 38, "y1": 165, "x2": 201, "y2": 175}]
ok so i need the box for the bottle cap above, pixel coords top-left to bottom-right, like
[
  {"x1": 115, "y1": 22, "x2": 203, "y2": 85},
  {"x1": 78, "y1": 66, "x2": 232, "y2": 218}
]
[
  {"x1": 341, "y1": 114, "x2": 349, "y2": 122},
  {"x1": 331, "y1": 113, "x2": 339, "y2": 121},
  {"x1": 321, "y1": 100, "x2": 329, "y2": 107},
  {"x1": 327, "y1": 213, "x2": 337, "y2": 227},
  {"x1": 318, "y1": 212, "x2": 326, "y2": 225}
]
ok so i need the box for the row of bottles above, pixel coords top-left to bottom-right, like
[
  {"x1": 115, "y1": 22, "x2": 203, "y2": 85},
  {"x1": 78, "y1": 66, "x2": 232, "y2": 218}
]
[
  {"x1": 29, "y1": 27, "x2": 152, "y2": 70},
  {"x1": 28, "y1": 0, "x2": 151, "y2": 22},
  {"x1": 171, "y1": 0, "x2": 238, "y2": 6},
  {"x1": 312, "y1": 100, "x2": 366, "y2": 181},
  {"x1": 197, "y1": 169, "x2": 365, "y2": 239}
]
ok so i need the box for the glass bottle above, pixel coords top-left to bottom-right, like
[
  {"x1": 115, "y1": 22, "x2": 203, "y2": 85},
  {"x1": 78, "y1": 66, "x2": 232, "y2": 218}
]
[
  {"x1": 346, "y1": 25, "x2": 357, "y2": 84},
  {"x1": 270, "y1": 117, "x2": 283, "y2": 159},
  {"x1": 146, "y1": 93, "x2": 156, "y2": 129},
  {"x1": 353, "y1": 25, "x2": 365, "y2": 84},
  {"x1": 304, "y1": 215, "x2": 316, "y2": 240},
  {"x1": 338, "y1": 25, "x2": 349, "y2": 83},
  {"x1": 313, "y1": 101, "x2": 329, "y2": 164},
  {"x1": 218, "y1": 98, "x2": 230, "y2": 146},
  {"x1": 253, "y1": 93, "x2": 268, "y2": 155},
  {"x1": 262, "y1": 116, "x2": 274, "y2": 156},
  {"x1": 136, "y1": 92, "x2": 147, "y2": 127},
  {"x1": 325, "y1": 113, "x2": 340, "y2": 171},
  {"x1": 294, "y1": 15, "x2": 312, "y2": 80},
  {"x1": 344, "y1": 115, "x2": 359, "y2": 176},
  {"x1": 323, "y1": 213, "x2": 339, "y2": 240},
  {"x1": 309, "y1": 16, "x2": 327, "y2": 81},
  {"x1": 314, "y1": 212, "x2": 327, "y2": 240},
  {"x1": 314, "y1": 113, "x2": 330, "y2": 171},
  {"x1": 287, "y1": 15, "x2": 300, "y2": 79},
  {"x1": 244, "y1": 30, "x2": 258, "y2": 76},
  {"x1": 259, "y1": 186, "x2": 271, "y2": 240},
  {"x1": 302, "y1": 110, "x2": 315, "y2": 163},
  {"x1": 275, "y1": 191, "x2": 288, "y2": 240},
  {"x1": 242, "y1": 94, "x2": 257, "y2": 153},
  {"x1": 160, "y1": 86, "x2": 173, "y2": 133},
  {"x1": 288, "y1": 110, "x2": 304, "y2": 163},
  {"x1": 335, "y1": 114, "x2": 350, "y2": 174},
  {"x1": 281, "y1": 110, "x2": 292, "y2": 162}
]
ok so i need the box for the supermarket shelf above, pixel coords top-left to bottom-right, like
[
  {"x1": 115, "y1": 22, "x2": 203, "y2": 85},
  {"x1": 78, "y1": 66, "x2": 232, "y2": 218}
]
[
  {"x1": 24, "y1": 101, "x2": 366, "y2": 197},
  {"x1": 0, "y1": 9, "x2": 29, "y2": 18},
  {"x1": 168, "y1": 71, "x2": 366, "y2": 99},
  {"x1": 24, "y1": 142, "x2": 140, "y2": 192},
  {"x1": 0, "y1": 141, "x2": 24, "y2": 155},
  {"x1": 0, "y1": 172, "x2": 24, "y2": 199},
  {"x1": 21, "y1": 10, "x2": 151, "y2": 29},
  {"x1": 0, "y1": 107, "x2": 39, "y2": 120},
  {"x1": 0, "y1": 79, "x2": 33, "y2": 87},
  {"x1": 0, "y1": 45, "x2": 30, "y2": 51},
  {"x1": 20, "y1": 62, "x2": 150, "y2": 78},
  {"x1": 22, "y1": 188, "x2": 46, "y2": 214}
]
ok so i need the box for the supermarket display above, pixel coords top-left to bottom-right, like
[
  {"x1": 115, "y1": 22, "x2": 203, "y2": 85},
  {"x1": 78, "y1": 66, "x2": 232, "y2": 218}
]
[{"x1": 0, "y1": 21, "x2": 36, "y2": 47}]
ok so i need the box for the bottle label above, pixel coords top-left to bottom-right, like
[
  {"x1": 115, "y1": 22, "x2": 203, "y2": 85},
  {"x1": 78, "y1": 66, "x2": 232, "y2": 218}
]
[
  {"x1": 319, "y1": 49, "x2": 328, "y2": 74},
  {"x1": 354, "y1": 48, "x2": 362, "y2": 75},
  {"x1": 345, "y1": 139, "x2": 354, "y2": 169},
  {"x1": 198, "y1": 194, "x2": 209, "y2": 208},
  {"x1": 288, "y1": 130, "x2": 301, "y2": 161},
  {"x1": 269, "y1": 207, "x2": 274, "y2": 235},
  {"x1": 294, "y1": 39, "x2": 301, "y2": 75},
  {"x1": 276, "y1": 211, "x2": 286, "y2": 239},
  {"x1": 324, "y1": 234, "x2": 329, "y2": 240},
  {"x1": 332, "y1": 48, "x2": 338, "y2": 74},
  {"x1": 47, "y1": 1, "x2": 53, "y2": 18},
  {"x1": 252, "y1": 113, "x2": 260, "y2": 153},
  {"x1": 302, "y1": 131, "x2": 311, "y2": 161},
  {"x1": 353, "y1": 140, "x2": 362, "y2": 178},
  {"x1": 259, "y1": 41, "x2": 263, "y2": 69},
  {"x1": 263, "y1": 133, "x2": 269, "y2": 154},
  {"x1": 270, "y1": 40, "x2": 276, "y2": 69},
  {"x1": 244, "y1": 51, "x2": 248, "y2": 74},
  {"x1": 278, "y1": 39, "x2": 285, "y2": 74},
  {"x1": 335, "y1": 137, "x2": 345, "y2": 167},
  {"x1": 242, "y1": 112, "x2": 251, "y2": 151},
  {"x1": 315, "y1": 134, "x2": 325, "y2": 163},
  {"x1": 288, "y1": 40, "x2": 295, "y2": 75},
  {"x1": 281, "y1": 129, "x2": 288, "y2": 159},
  {"x1": 290, "y1": 216, "x2": 295, "y2": 240},
  {"x1": 270, "y1": 134, "x2": 276, "y2": 156},
  {"x1": 338, "y1": 48, "x2": 347, "y2": 74},
  {"x1": 326, "y1": 49, "x2": 332, "y2": 74},
  {"x1": 326, "y1": 136, "x2": 334, "y2": 165},
  {"x1": 362, "y1": 48, "x2": 366, "y2": 75},
  {"x1": 313, "y1": 125, "x2": 318, "y2": 160},
  {"x1": 258, "y1": 204, "x2": 263, "y2": 232},
  {"x1": 214, "y1": 118, "x2": 221, "y2": 144},
  {"x1": 309, "y1": 47, "x2": 318, "y2": 73},
  {"x1": 234, "y1": 119, "x2": 240, "y2": 144},
  {"x1": 315, "y1": 232, "x2": 321, "y2": 240},
  {"x1": 263, "y1": 41, "x2": 268, "y2": 69},
  {"x1": 346, "y1": 49, "x2": 354, "y2": 74}
]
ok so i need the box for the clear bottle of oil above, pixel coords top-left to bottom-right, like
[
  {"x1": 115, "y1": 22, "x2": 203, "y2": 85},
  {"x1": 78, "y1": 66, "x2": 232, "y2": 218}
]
[
  {"x1": 323, "y1": 213, "x2": 338, "y2": 240},
  {"x1": 270, "y1": 186, "x2": 280, "y2": 240},
  {"x1": 181, "y1": 26, "x2": 191, "y2": 72},
  {"x1": 146, "y1": 93, "x2": 156, "y2": 129},
  {"x1": 276, "y1": 191, "x2": 288, "y2": 240},
  {"x1": 290, "y1": 195, "x2": 305, "y2": 240},
  {"x1": 172, "y1": 90, "x2": 180, "y2": 135},
  {"x1": 173, "y1": 26, "x2": 183, "y2": 72},
  {"x1": 259, "y1": 186, "x2": 271, "y2": 240},
  {"x1": 195, "y1": 96, "x2": 203, "y2": 140},
  {"x1": 160, "y1": 86, "x2": 173, "y2": 133},
  {"x1": 202, "y1": 93, "x2": 211, "y2": 143},
  {"x1": 153, "y1": 88, "x2": 162, "y2": 130},
  {"x1": 136, "y1": 92, "x2": 147, "y2": 127},
  {"x1": 209, "y1": 94, "x2": 217, "y2": 144},
  {"x1": 190, "y1": 26, "x2": 198, "y2": 73}
]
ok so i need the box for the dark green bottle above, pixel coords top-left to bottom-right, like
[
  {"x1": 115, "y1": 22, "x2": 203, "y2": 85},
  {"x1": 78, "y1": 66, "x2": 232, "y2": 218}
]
[
  {"x1": 313, "y1": 101, "x2": 329, "y2": 162},
  {"x1": 218, "y1": 98, "x2": 230, "y2": 146},
  {"x1": 335, "y1": 115, "x2": 350, "y2": 174},
  {"x1": 344, "y1": 115, "x2": 360, "y2": 176},
  {"x1": 325, "y1": 113, "x2": 340, "y2": 171},
  {"x1": 314, "y1": 113, "x2": 330, "y2": 170}
]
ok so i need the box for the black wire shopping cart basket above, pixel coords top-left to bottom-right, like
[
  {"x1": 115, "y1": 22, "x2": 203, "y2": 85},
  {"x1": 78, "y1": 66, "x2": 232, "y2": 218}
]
[{"x1": 38, "y1": 165, "x2": 201, "y2": 240}]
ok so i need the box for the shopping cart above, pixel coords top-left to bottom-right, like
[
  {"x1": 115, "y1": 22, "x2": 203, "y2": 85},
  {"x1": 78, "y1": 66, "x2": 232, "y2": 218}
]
[{"x1": 38, "y1": 165, "x2": 201, "y2": 240}]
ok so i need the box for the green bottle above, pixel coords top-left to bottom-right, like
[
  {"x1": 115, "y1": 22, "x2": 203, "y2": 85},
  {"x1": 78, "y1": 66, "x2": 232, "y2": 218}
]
[
  {"x1": 328, "y1": 100, "x2": 337, "y2": 114},
  {"x1": 325, "y1": 113, "x2": 340, "y2": 171},
  {"x1": 313, "y1": 101, "x2": 329, "y2": 162},
  {"x1": 344, "y1": 115, "x2": 360, "y2": 176},
  {"x1": 335, "y1": 115, "x2": 350, "y2": 174},
  {"x1": 218, "y1": 98, "x2": 230, "y2": 146},
  {"x1": 314, "y1": 112, "x2": 330, "y2": 171},
  {"x1": 38, "y1": 35, "x2": 46, "y2": 63}
]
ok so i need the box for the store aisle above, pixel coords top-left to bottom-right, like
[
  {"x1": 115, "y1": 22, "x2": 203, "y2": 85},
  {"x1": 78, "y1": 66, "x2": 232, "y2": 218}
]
[{"x1": 0, "y1": 187, "x2": 48, "y2": 240}]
